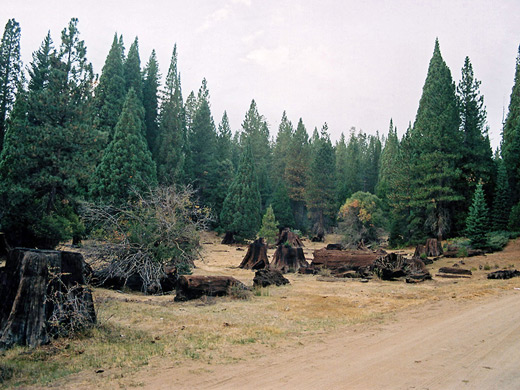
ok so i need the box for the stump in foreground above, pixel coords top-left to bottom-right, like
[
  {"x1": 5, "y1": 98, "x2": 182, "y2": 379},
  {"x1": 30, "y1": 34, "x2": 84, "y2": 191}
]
[
  {"x1": 239, "y1": 238, "x2": 269, "y2": 270},
  {"x1": 0, "y1": 249, "x2": 96, "y2": 350},
  {"x1": 414, "y1": 238, "x2": 443, "y2": 258},
  {"x1": 174, "y1": 275, "x2": 246, "y2": 301},
  {"x1": 276, "y1": 228, "x2": 304, "y2": 247}
]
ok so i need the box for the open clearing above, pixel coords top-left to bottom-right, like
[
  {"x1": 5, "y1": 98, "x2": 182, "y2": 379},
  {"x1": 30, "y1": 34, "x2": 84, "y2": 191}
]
[{"x1": 10, "y1": 234, "x2": 520, "y2": 389}]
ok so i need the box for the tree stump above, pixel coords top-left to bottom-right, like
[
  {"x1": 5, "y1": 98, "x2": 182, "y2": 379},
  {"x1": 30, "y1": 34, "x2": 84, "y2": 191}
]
[
  {"x1": 0, "y1": 248, "x2": 96, "y2": 350},
  {"x1": 276, "y1": 228, "x2": 304, "y2": 247},
  {"x1": 174, "y1": 275, "x2": 246, "y2": 301},
  {"x1": 221, "y1": 231, "x2": 236, "y2": 245},
  {"x1": 487, "y1": 269, "x2": 520, "y2": 279},
  {"x1": 270, "y1": 245, "x2": 308, "y2": 273},
  {"x1": 253, "y1": 269, "x2": 290, "y2": 287},
  {"x1": 414, "y1": 238, "x2": 443, "y2": 258},
  {"x1": 373, "y1": 253, "x2": 431, "y2": 281},
  {"x1": 239, "y1": 238, "x2": 269, "y2": 270}
]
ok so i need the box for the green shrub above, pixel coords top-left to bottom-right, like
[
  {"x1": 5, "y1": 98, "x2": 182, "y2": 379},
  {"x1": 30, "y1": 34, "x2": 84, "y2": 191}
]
[
  {"x1": 456, "y1": 246, "x2": 468, "y2": 258},
  {"x1": 486, "y1": 231, "x2": 510, "y2": 252}
]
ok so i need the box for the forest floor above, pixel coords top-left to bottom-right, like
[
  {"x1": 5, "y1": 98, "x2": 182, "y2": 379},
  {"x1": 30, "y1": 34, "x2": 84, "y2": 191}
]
[{"x1": 5, "y1": 233, "x2": 520, "y2": 389}]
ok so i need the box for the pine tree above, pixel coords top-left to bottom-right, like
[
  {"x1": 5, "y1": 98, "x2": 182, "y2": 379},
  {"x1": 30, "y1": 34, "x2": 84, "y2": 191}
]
[
  {"x1": 502, "y1": 45, "x2": 520, "y2": 204},
  {"x1": 0, "y1": 18, "x2": 22, "y2": 152},
  {"x1": 188, "y1": 79, "x2": 218, "y2": 206},
  {"x1": 376, "y1": 119, "x2": 399, "y2": 204},
  {"x1": 257, "y1": 205, "x2": 278, "y2": 245},
  {"x1": 124, "y1": 37, "x2": 143, "y2": 101},
  {"x1": 271, "y1": 110, "x2": 293, "y2": 183},
  {"x1": 306, "y1": 123, "x2": 336, "y2": 237},
  {"x1": 457, "y1": 56, "x2": 493, "y2": 212},
  {"x1": 335, "y1": 133, "x2": 350, "y2": 207},
  {"x1": 0, "y1": 19, "x2": 95, "y2": 248},
  {"x1": 491, "y1": 158, "x2": 511, "y2": 231},
  {"x1": 217, "y1": 111, "x2": 233, "y2": 162},
  {"x1": 408, "y1": 39, "x2": 463, "y2": 241},
  {"x1": 143, "y1": 49, "x2": 160, "y2": 152},
  {"x1": 92, "y1": 34, "x2": 125, "y2": 142},
  {"x1": 155, "y1": 45, "x2": 185, "y2": 185},
  {"x1": 465, "y1": 181, "x2": 489, "y2": 249},
  {"x1": 271, "y1": 182, "x2": 295, "y2": 229},
  {"x1": 285, "y1": 118, "x2": 310, "y2": 230},
  {"x1": 240, "y1": 99, "x2": 272, "y2": 208},
  {"x1": 344, "y1": 129, "x2": 362, "y2": 194},
  {"x1": 220, "y1": 142, "x2": 262, "y2": 241},
  {"x1": 90, "y1": 88, "x2": 157, "y2": 203}
]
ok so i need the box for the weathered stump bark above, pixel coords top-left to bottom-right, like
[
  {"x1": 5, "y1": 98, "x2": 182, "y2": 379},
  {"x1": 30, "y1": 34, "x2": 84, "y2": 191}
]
[
  {"x1": 0, "y1": 249, "x2": 96, "y2": 350},
  {"x1": 239, "y1": 238, "x2": 269, "y2": 270},
  {"x1": 270, "y1": 246, "x2": 308, "y2": 273},
  {"x1": 373, "y1": 253, "x2": 431, "y2": 281},
  {"x1": 414, "y1": 238, "x2": 443, "y2": 258},
  {"x1": 174, "y1": 275, "x2": 246, "y2": 301},
  {"x1": 276, "y1": 228, "x2": 304, "y2": 247},
  {"x1": 487, "y1": 269, "x2": 520, "y2": 279},
  {"x1": 253, "y1": 269, "x2": 290, "y2": 287},
  {"x1": 311, "y1": 248, "x2": 384, "y2": 274}
]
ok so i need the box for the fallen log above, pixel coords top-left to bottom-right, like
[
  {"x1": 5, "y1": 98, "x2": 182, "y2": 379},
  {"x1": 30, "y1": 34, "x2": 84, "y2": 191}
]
[
  {"x1": 239, "y1": 238, "x2": 269, "y2": 270},
  {"x1": 487, "y1": 269, "x2": 520, "y2": 279},
  {"x1": 438, "y1": 267, "x2": 472, "y2": 275},
  {"x1": 174, "y1": 275, "x2": 246, "y2": 301},
  {"x1": 0, "y1": 248, "x2": 96, "y2": 350},
  {"x1": 435, "y1": 274, "x2": 471, "y2": 279},
  {"x1": 253, "y1": 269, "x2": 290, "y2": 287},
  {"x1": 311, "y1": 248, "x2": 385, "y2": 274},
  {"x1": 270, "y1": 245, "x2": 308, "y2": 273}
]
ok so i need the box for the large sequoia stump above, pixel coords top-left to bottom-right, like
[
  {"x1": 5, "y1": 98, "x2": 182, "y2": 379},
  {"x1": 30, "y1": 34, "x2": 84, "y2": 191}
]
[
  {"x1": 0, "y1": 248, "x2": 96, "y2": 350},
  {"x1": 270, "y1": 245, "x2": 308, "y2": 273},
  {"x1": 311, "y1": 248, "x2": 385, "y2": 275},
  {"x1": 239, "y1": 238, "x2": 269, "y2": 270},
  {"x1": 414, "y1": 238, "x2": 443, "y2": 258},
  {"x1": 174, "y1": 275, "x2": 246, "y2": 301}
]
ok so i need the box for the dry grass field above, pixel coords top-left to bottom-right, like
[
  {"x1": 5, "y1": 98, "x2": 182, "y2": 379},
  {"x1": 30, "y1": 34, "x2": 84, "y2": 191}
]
[{"x1": 2, "y1": 232, "x2": 520, "y2": 389}]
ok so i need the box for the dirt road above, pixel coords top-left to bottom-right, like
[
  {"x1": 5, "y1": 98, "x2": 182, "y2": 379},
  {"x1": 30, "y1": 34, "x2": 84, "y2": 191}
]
[{"x1": 143, "y1": 291, "x2": 520, "y2": 390}]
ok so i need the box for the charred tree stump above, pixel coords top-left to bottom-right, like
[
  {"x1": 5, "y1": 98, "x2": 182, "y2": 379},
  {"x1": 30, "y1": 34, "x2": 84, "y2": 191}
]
[
  {"x1": 414, "y1": 238, "x2": 443, "y2": 258},
  {"x1": 239, "y1": 238, "x2": 269, "y2": 270},
  {"x1": 276, "y1": 228, "x2": 304, "y2": 247},
  {"x1": 270, "y1": 245, "x2": 308, "y2": 273},
  {"x1": 373, "y1": 253, "x2": 431, "y2": 281},
  {"x1": 174, "y1": 275, "x2": 246, "y2": 301},
  {"x1": 253, "y1": 269, "x2": 290, "y2": 287},
  {"x1": 0, "y1": 249, "x2": 96, "y2": 350}
]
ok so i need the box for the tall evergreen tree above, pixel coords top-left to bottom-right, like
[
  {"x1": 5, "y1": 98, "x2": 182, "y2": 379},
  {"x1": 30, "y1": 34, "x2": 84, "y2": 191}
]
[
  {"x1": 285, "y1": 118, "x2": 310, "y2": 230},
  {"x1": 344, "y1": 128, "x2": 362, "y2": 194},
  {"x1": 335, "y1": 133, "x2": 350, "y2": 206},
  {"x1": 123, "y1": 37, "x2": 143, "y2": 102},
  {"x1": 0, "y1": 18, "x2": 22, "y2": 152},
  {"x1": 502, "y1": 45, "x2": 520, "y2": 204},
  {"x1": 220, "y1": 142, "x2": 262, "y2": 241},
  {"x1": 92, "y1": 34, "x2": 125, "y2": 142},
  {"x1": 408, "y1": 39, "x2": 463, "y2": 241},
  {"x1": 465, "y1": 181, "x2": 489, "y2": 249},
  {"x1": 0, "y1": 19, "x2": 95, "y2": 248},
  {"x1": 306, "y1": 123, "x2": 336, "y2": 237},
  {"x1": 154, "y1": 45, "x2": 185, "y2": 185},
  {"x1": 271, "y1": 182, "x2": 295, "y2": 229},
  {"x1": 216, "y1": 110, "x2": 233, "y2": 162},
  {"x1": 376, "y1": 119, "x2": 399, "y2": 204},
  {"x1": 142, "y1": 49, "x2": 160, "y2": 152},
  {"x1": 240, "y1": 99, "x2": 272, "y2": 208},
  {"x1": 457, "y1": 56, "x2": 493, "y2": 211},
  {"x1": 491, "y1": 157, "x2": 511, "y2": 231},
  {"x1": 271, "y1": 110, "x2": 293, "y2": 183},
  {"x1": 90, "y1": 88, "x2": 157, "y2": 203}
]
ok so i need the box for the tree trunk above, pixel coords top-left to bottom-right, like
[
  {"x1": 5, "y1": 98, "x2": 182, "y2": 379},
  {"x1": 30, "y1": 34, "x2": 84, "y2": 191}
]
[
  {"x1": 239, "y1": 238, "x2": 269, "y2": 270},
  {"x1": 311, "y1": 248, "x2": 385, "y2": 274},
  {"x1": 0, "y1": 248, "x2": 96, "y2": 350},
  {"x1": 414, "y1": 238, "x2": 443, "y2": 258}
]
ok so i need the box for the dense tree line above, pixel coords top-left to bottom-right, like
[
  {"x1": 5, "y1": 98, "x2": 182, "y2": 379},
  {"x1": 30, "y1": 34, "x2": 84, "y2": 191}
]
[{"x1": 1, "y1": 19, "x2": 519, "y2": 248}]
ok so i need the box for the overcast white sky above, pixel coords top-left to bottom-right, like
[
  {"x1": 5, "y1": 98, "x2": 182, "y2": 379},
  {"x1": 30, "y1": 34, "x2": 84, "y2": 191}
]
[{"x1": 4, "y1": 0, "x2": 520, "y2": 149}]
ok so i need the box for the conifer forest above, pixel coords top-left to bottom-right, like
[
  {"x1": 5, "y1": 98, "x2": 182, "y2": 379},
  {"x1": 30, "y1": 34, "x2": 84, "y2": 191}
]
[{"x1": 1, "y1": 17, "x2": 520, "y2": 252}]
